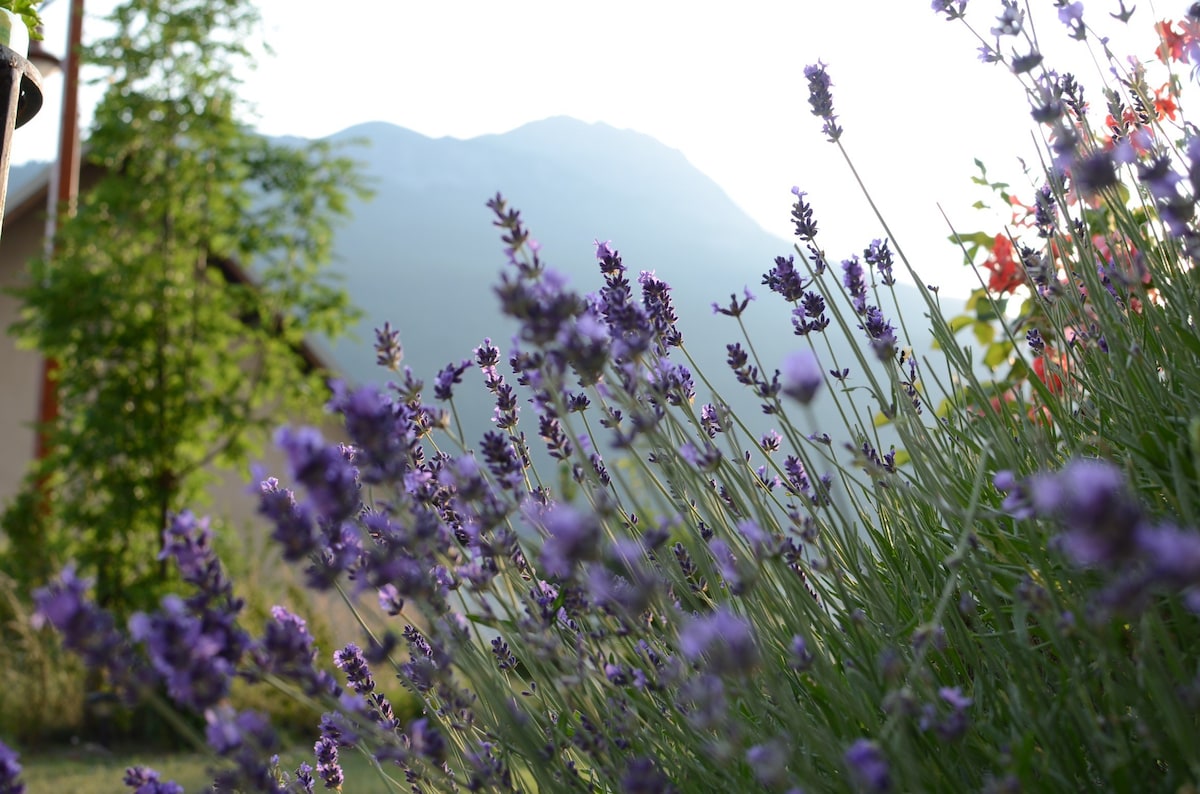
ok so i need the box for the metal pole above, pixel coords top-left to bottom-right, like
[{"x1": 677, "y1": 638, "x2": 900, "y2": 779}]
[{"x1": 34, "y1": 0, "x2": 83, "y2": 464}]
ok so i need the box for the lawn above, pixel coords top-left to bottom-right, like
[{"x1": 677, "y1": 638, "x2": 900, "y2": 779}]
[{"x1": 20, "y1": 744, "x2": 403, "y2": 792}]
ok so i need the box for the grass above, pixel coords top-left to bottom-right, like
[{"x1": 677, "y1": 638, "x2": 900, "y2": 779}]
[{"x1": 20, "y1": 743, "x2": 402, "y2": 793}]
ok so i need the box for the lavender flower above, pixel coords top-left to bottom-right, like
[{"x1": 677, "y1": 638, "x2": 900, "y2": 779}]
[
  {"x1": 533, "y1": 503, "x2": 603, "y2": 579},
  {"x1": 932, "y1": 0, "x2": 967, "y2": 20},
  {"x1": 781, "y1": 349, "x2": 823, "y2": 405},
  {"x1": 746, "y1": 740, "x2": 789, "y2": 788},
  {"x1": 844, "y1": 739, "x2": 890, "y2": 792},
  {"x1": 620, "y1": 756, "x2": 677, "y2": 794},
  {"x1": 804, "y1": 62, "x2": 843, "y2": 141},
  {"x1": 123, "y1": 766, "x2": 184, "y2": 794},
  {"x1": 255, "y1": 606, "x2": 335, "y2": 697},
  {"x1": 275, "y1": 426, "x2": 361, "y2": 525},
  {"x1": 373, "y1": 322, "x2": 403, "y2": 371},
  {"x1": 0, "y1": 742, "x2": 24, "y2": 794},
  {"x1": 763, "y1": 255, "x2": 808, "y2": 302},
  {"x1": 678, "y1": 608, "x2": 760, "y2": 675},
  {"x1": 842, "y1": 255, "x2": 868, "y2": 314},
  {"x1": 314, "y1": 735, "x2": 344, "y2": 790},
  {"x1": 1036, "y1": 458, "x2": 1145, "y2": 566},
  {"x1": 864, "y1": 238, "x2": 896, "y2": 286},
  {"x1": 129, "y1": 595, "x2": 240, "y2": 710}
]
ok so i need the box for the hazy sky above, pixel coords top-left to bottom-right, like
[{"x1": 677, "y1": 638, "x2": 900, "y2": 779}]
[{"x1": 13, "y1": 1, "x2": 1172, "y2": 297}]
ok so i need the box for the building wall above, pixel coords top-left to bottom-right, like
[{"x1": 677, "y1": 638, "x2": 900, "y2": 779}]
[{"x1": 0, "y1": 179, "x2": 50, "y2": 509}]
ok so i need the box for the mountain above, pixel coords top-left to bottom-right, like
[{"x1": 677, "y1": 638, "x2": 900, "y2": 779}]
[
  {"x1": 5, "y1": 118, "x2": 964, "y2": 462},
  {"x1": 320, "y1": 117, "x2": 961, "y2": 454}
]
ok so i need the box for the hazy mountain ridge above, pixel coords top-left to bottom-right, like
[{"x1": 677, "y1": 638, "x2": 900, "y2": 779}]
[{"x1": 7, "y1": 118, "x2": 964, "y2": 457}]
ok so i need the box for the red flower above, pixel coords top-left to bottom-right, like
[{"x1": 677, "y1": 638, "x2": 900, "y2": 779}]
[
  {"x1": 1155, "y1": 20, "x2": 1186, "y2": 62},
  {"x1": 1154, "y1": 83, "x2": 1178, "y2": 121},
  {"x1": 1033, "y1": 351, "x2": 1066, "y2": 395},
  {"x1": 984, "y1": 234, "x2": 1023, "y2": 294}
]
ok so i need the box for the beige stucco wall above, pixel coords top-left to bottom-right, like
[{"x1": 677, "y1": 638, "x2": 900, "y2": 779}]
[{"x1": 0, "y1": 177, "x2": 51, "y2": 510}]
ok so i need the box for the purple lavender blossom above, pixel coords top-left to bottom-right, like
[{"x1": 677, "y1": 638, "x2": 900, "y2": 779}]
[
  {"x1": 123, "y1": 766, "x2": 184, "y2": 794},
  {"x1": 992, "y1": 1, "x2": 1024, "y2": 35},
  {"x1": 1034, "y1": 458, "x2": 1145, "y2": 566},
  {"x1": 1058, "y1": 1, "x2": 1085, "y2": 39},
  {"x1": 0, "y1": 742, "x2": 24, "y2": 794},
  {"x1": 257, "y1": 478, "x2": 319, "y2": 562},
  {"x1": 845, "y1": 738, "x2": 890, "y2": 792},
  {"x1": 255, "y1": 606, "x2": 335, "y2": 697},
  {"x1": 434, "y1": 358, "x2": 471, "y2": 401},
  {"x1": 860, "y1": 306, "x2": 898, "y2": 361},
  {"x1": 204, "y1": 706, "x2": 282, "y2": 791},
  {"x1": 275, "y1": 426, "x2": 361, "y2": 525},
  {"x1": 620, "y1": 756, "x2": 677, "y2": 794},
  {"x1": 533, "y1": 503, "x2": 603, "y2": 579},
  {"x1": 763, "y1": 255, "x2": 808, "y2": 302},
  {"x1": 842, "y1": 255, "x2": 868, "y2": 314},
  {"x1": 781, "y1": 349, "x2": 823, "y2": 405},
  {"x1": 864, "y1": 239, "x2": 896, "y2": 286},
  {"x1": 790, "y1": 188, "x2": 819, "y2": 242},
  {"x1": 373, "y1": 322, "x2": 403, "y2": 371},
  {"x1": 804, "y1": 62, "x2": 842, "y2": 141},
  {"x1": 129, "y1": 595, "x2": 241, "y2": 710},
  {"x1": 746, "y1": 739, "x2": 789, "y2": 788},
  {"x1": 639, "y1": 270, "x2": 683, "y2": 350},
  {"x1": 314, "y1": 735, "x2": 343, "y2": 790},
  {"x1": 932, "y1": 0, "x2": 967, "y2": 20},
  {"x1": 32, "y1": 565, "x2": 143, "y2": 699},
  {"x1": 678, "y1": 608, "x2": 760, "y2": 675}
]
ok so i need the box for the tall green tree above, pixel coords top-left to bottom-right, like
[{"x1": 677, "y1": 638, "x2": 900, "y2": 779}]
[{"x1": 2, "y1": 0, "x2": 364, "y2": 620}]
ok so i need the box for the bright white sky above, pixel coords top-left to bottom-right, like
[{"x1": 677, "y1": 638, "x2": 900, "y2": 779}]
[{"x1": 12, "y1": 1, "x2": 1176, "y2": 297}]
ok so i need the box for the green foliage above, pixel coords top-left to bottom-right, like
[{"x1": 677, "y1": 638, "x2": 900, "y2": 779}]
[
  {"x1": 1, "y1": 0, "x2": 364, "y2": 623},
  {"x1": 0, "y1": 0, "x2": 43, "y2": 39}
]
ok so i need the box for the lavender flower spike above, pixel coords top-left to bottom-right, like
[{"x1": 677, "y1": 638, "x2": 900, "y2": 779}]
[
  {"x1": 782, "y1": 349, "x2": 823, "y2": 405},
  {"x1": 804, "y1": 62, "x2": 843, "y2": 141},
  {"x1": 0, "y1": 741, "x2": 24, "y2": 794}
]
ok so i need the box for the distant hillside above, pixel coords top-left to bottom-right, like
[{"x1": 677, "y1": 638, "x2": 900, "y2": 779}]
[
  {"x1": 5, "y1": 119, "x2": 964, "y2": 462},
  {"x1": 321, "y1": 117, "x2": 962, "y2": 453}
]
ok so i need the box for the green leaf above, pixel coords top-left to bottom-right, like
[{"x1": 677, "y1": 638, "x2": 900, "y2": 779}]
[
  {"x1": 984, "y1": 341, "x2": 1014, "y2": 369},
  {"x1": 972, "y1": 321, "x2": 996, "y2": 346}
]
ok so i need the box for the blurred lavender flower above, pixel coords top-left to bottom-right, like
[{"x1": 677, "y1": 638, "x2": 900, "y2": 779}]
[
  {"x1": 122, "y1": 766, "x2": 183, "y2": 794},
  {"x1": 275, "y1": 426, "x2": 361, "y2": 525},
  {"x1": 1034, "y1": 458, "x2": 1145, "y2": 566},
  {"x1": 932, "y1": 0, "x2": 968, "y2": 20},
  {"x1": 255, "y1": 607, "x2": 335, "y2": 697},
  {"x1": 620, "y1": 756, "x2": 677, "y2": 794},
  {"x1": 129, "y1": 595, "x2": 239, "y2": 710},
  {"x1": 533, "y1": 503, "x2": 603, "y2": 579},
  {"x1": 678, "y1": 608, "x2": 760, "y2": 675},
  {"x1": 845, "y1": 739, "x2": 890, "y2": 792},
  {"x1": 746, "y1": 739, "x2": 789, "y2": 788},
  {"x1": 204, "y1": 706, "x2": 282, "y2": 792},
  {"x1": 1058, "y1": 1, "x2": 1085, "y2": 39},
  {"x1": 0, "y1": 742, "x2": 23, "y2": 794},
  {"x1": 782, "y1": 349, "x2": 823, "y2": 405},
  {"x1": 32, "y1": 565, "x2": 143, "y2": 699},
  {"x1": 992, "y1": 1, "x2": 1024, "y2": 35}
]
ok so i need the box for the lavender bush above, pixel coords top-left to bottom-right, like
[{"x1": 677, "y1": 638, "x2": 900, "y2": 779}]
[{"x1": 12, "y1": 2, "x2": 1200, "y2": 791}]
